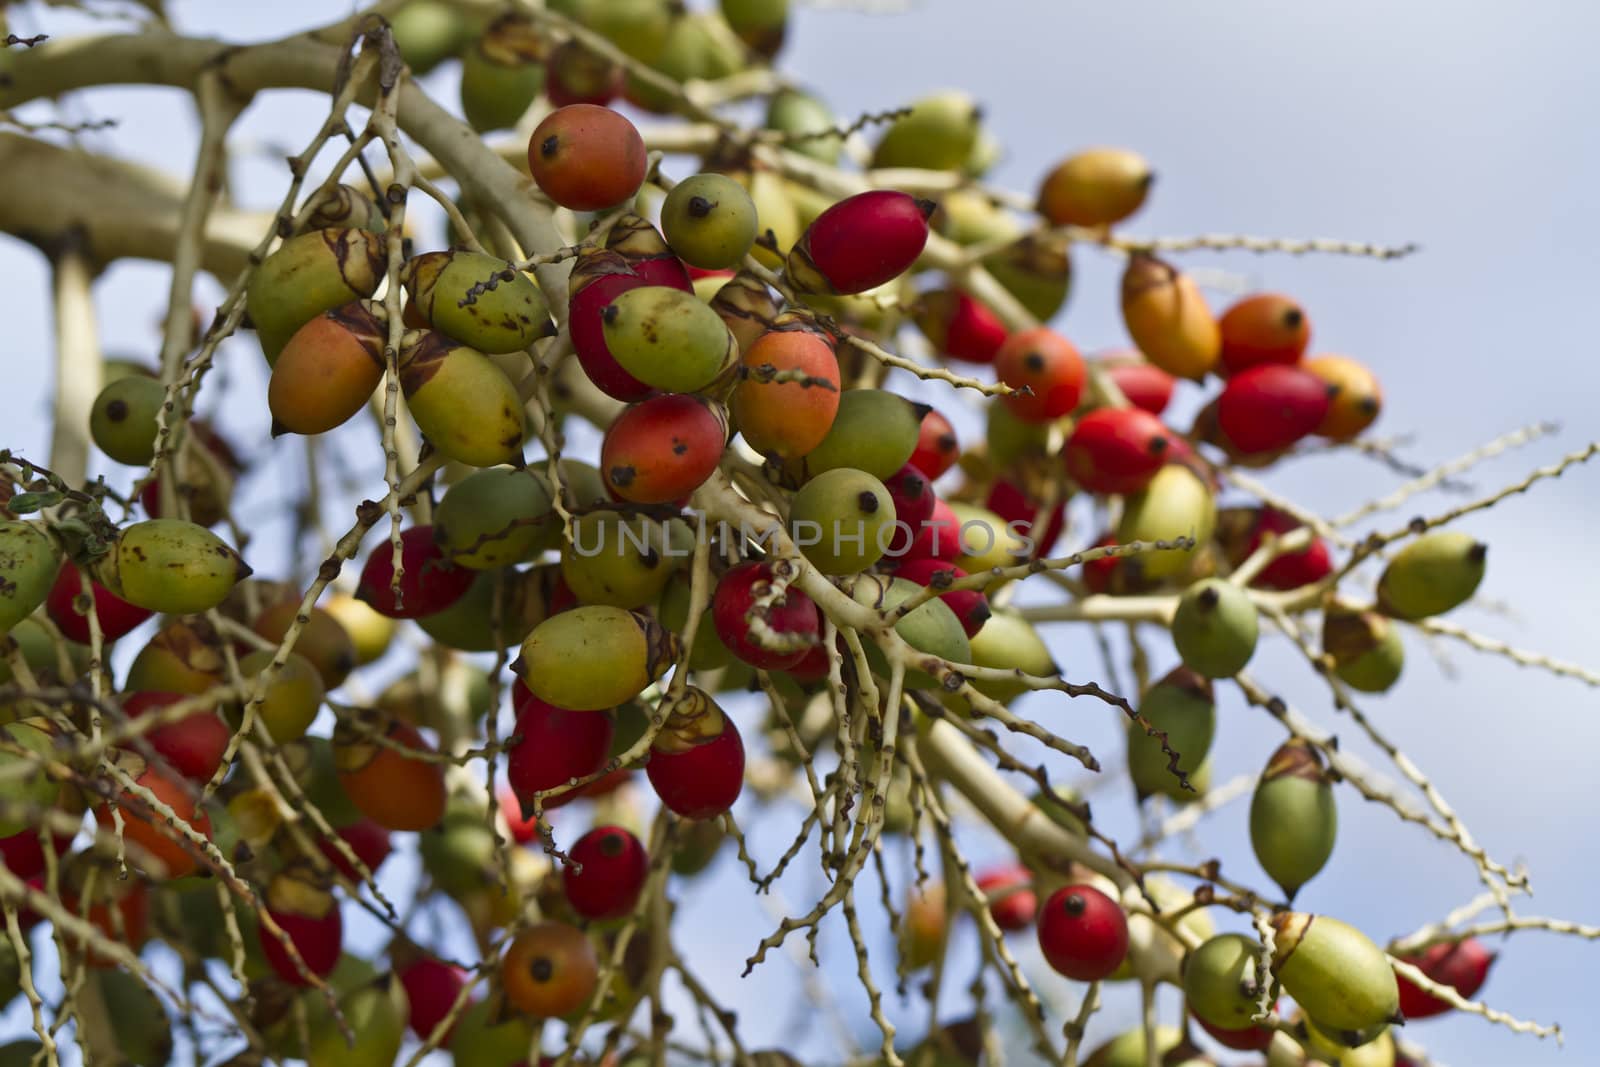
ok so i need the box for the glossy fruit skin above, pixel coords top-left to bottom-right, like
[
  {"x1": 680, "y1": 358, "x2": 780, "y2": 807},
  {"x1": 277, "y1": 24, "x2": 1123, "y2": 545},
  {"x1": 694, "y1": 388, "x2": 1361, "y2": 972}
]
[
  {"x1": 503, "y1": 921, "x2": 599, "y2": 1019},
  {"x1": 434, "y1": 468, "x2": 556, "y2": 570},
  {"x1": 790, "y1": 389, "x2": 925, "y2": 484},
  {"x1": 789, "y1": 467, "x2": 895, "y2": 575},
  {"x1": 1037, "y1": 148, "x2": 1153, "y2": 228},
  {"x1": 307, "y1": 974, "x2": 409, "y2": 1067},
  {"x1": 238, "y1": 648, "x2": 326, "y2": 743},
  {"x1": 661, "y1": 173, "x2": 759, "y2": 270},
  {"x1": 260, "y1": 872, "x2": 342, "y2": 986},
  {"x1": 887, "y1": 558, "x2": 990, "y2": 638},
  {"x1": 126, "y1": 618, "x2": 225, "y2": 694},
  {"x1": 564, "y1": 825, "x2": 649, "y2": 920},
  {"x1": 98, "y1": 755, "x2": 211, "y2": 879},
  {"x1": 908, "y1": 408, "x2": 959, "y2": 480},
  {"x1": 846, "y1": 573, "x2": 970, "y2": 689},
  {"x1": 1376, "y1": 531, "x2": 1486, "y2": 620},
  {"x1": 975, "y1": 865, "x2": 1037, "y2": 931},
  {"x1": 1217, "y1": 506, "x2": 1334, "y2": 592},
  {"x1": 44, "y1": 559, "x2": 153, "y2": 644},
  {"x1": 247, "y1": 228, "x2": 386, "y2": 365},
  {"x1": 517, "y1": 605, "x2": 678, "y2": 711},
  {"x1": 398, "y1": 957, "x2": 467, "y2": 1043},
  {"x1": 122, "y1": 691, "x2": 229, "y2": 782},
  {"x1": 335, "y1": 718, "x2": 447, "y2": 832},
  {"x1": 402, "y1": 250, "x2": 553, "y2": 355},
  {"x1": 1184, "y1": 932, "x2": 1276, "y2": 1032},
  {"x1": 1127, "y1": 667, "x2": 1214, "y2": 801},
  {"x1": 88, "y1": 519, "x2": 249, "y2": 616},
  {"x1": 1217, "y1": 364, "x2": 1330, "y2": 454},
  {"x1": 268, "y1": 301, "x2": 386, "y2": 436},
  {"x1": 355, "y1": 525, "x2": 474, "y2": 619},
  {"x1": 878, "y1": 463, "x2": 934, "y2": 556},
  {"x1": 901, "y1": 497, "x2": 962, "y2": 564},
  {"x1": 1270, "y1": 912, "x2": 1401, "y2": 1034},
  {"x1": 568, "y1": 251, "x2": 661, "y2": 401},
  {"x1": 529, "y1": 104, "x2": 647, "y2": 211},
  {"x1": 89, "y1": 374, "x2": 165, "y2": 464},
  {"x1": 603, "y1": 394, "x2": 727, "y2": 504},
  {"x1": 1116, "y1": 463, "x2": 1216, "y2": 581},
  {"x1": 560, "y1": 511, "x2": 688, "y2": 609},
  {"x1": 1101, "y1": 356, "x2": 1176, "y2": 415},
  {"x1": 765, "y1": 87, "x2": 842, "y2": 164},
  {"x1": 249, "y1": 596, "x2": 357, "y2": 689},
  {"x1": 1251, "y1": 739, "x2": 1338, "y2": 900},
  {"x1": 1171, "y1": 578, "x2": 1259, "y2": 678},
  {"x1": 399, "y1": 330, "x2": 526, "y2": 467},
  {"x1": 871, "y1": 90, "x2": 980, "y2": 171},
  {"x1": 913, "y1": 289, "x2": 1007, "y2": 365},
  {"x1": 606, "y1": 213, "x2": 696, "y2": 291},
  {"x1": 1064, "y1": 407, "x2": 1174, "y2": 495},
  {"x1": 0, "y1": 720, "x2": 61, "y2": 838},
  {"x1": 320, "y1": 817, "x2": 392, "y2": 882},
  {"x1": 0, "y1": 822, "x2": 73, "y2": 882},
  {"x1": 995, "y1": 328, "x2": 1086, "y2": 422},
  {"x1": 1395, "y1": 938, "x2": 1494, "y2": 1019},
  {"x1": 648, "y1": 713, "x2": 744, "y2": 819},
  {"x1": 602, "y1": 285, "x2": 739, "y2": 394},
  {"x1": 1306, "y1": 354, "x2": 1383, "y2": 440},
  {"x1": 1037, "y1": 884, "x2": 1129, "y2": 981},
  {"x1": 1322, "y1": 608, "x2": 1405, "y2": 692},
  {"x1": 732, "y1": 323, "x2": 842, "y2": 460},
  {"x1": 712, "y1": 561, "x2": 820, "y2": 671},
  {"x1": 1121, "y1": 253, "x2": 1221, "y2": 381},
  {"x1": 786, "y1": 189, "x2": 934, "y2": 295},
  {"x1": 1219, "y1": 292, "x2": 1311, "y2": 374},
  {"x1": 507, "y1": 688, "x2": 615, "y2": 809},
  {"x1": 0, "y1": 521, "x2": 63, "y2": 632}
]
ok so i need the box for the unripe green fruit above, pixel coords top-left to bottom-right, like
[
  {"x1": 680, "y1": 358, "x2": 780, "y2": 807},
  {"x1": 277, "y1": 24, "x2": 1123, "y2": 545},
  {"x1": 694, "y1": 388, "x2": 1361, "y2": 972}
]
[
  {"x1": 92, "y1": 966, "x2": 174, "y2": 1065},
  {"x1": 0, "y1": 617, "x2": 88, "y2": 688},
  {"x1": 0, "y1": 521, "x2": 61, "y2": 633},
  {"x1": 1322, "y1": 608, "x2": 1405, "y2": 692},
  {"x1": 1116, "y1": 463, "x2": 1215, "y2": 581},
  {"x1": 789, "y1": 468, "x2": 895, "y2": 575},
  {"x1": 434, "y1": 467, "x2": 556, "y2": 569},
  {"x1": 1128, "y1": 666, "x2": 1214, "y2": 801},
  {"x1": 658, "y1": 571, "x2": 734, "y2": 670},
  {"x1": 602, "y1": 285, "x2": 739, "y2": 393},
  {"x1": 845, "y1": 574, "x2": 971, "y2": 690},
  {"x1": 871, "y1": 90, "x2": 982, "y2": 171},
  {"x1": 984, "y1": 233, "x2": 1072, "y2": 323},
  {"x1": 561, "y1": 512, "x2": 690, "y2": 608},
  {"x1": 954, "y1": 610, "x2": 1054, "y2": 705},
  {"x1": 125, "y1": 617, "x2": 225, "y2": 694},
  {"x1": 949, "y1": 501, "x2": 1028, "y2": 575},
  {"x1": 306, "y1": 974, "x2": 408, "y2": 1067},
  {"x1": 88, "y1": 519, "x2": 250, "y2": 615},
  {"x1": 399, "y1": 330, "x2": 526, "y2": 468},
  {"x1": 421, "y1": 795, "x2": 499, "y2": 897},
  {"x1": 238, "y1": 649, "x2": 326, "y2": 743},
  {"x1": 459, "y1": 15, "x2": 547, "y2": 132},
  {"x1": 1184, "y1": 933, "x2": 1276, "y2": 1031},
  {"x1": 550, "y1": 458, "x2": 613, "y2": 513},
  {"x1": 1376, "y1": 530, "x2": 1486, "y2": 620},
  {"x1": 720, "y1": 0, "x2": 787, "y2": 55},
  {"x1": 765, "y1": 87, "x2": 842, "y2": 164},
  {"x1": 0, "y1": 718, "x2": 57, "y2": 836},
  {"x1": 671, "y1": 815, "x2": 727, "y2": 875},
  {"x1": 662, "y1": 174, "x2": 760, "y2": 270},
  {"x1": 739, "y1": 167, "x2": 802, "y2": 269},
  {"x1": 1083, "y1": 1025, "x2": 1185, "y2": 1067},
  {"x1": 90, "y1": 375, "x2": 165, "y2": 465},
  {"x1": 448, "y1": 996, "x2": 535, "y2": 1066},
  {"x1": 1295, "y1": 1018, "x2": 1395, "y2": 1066},
  {"x1": 402, "y1": 251, "x2": 552, "y2": 355},
  {"x1": 517, "y1": 605, "x2": 679, "y2": 711},
  {"x1": 1251, "y1": 739, "x2": 1337, "y2": 900},
  {"x1": 792, "y1": 390, "x2": 925, "y2": 482},
  {"x1": 390, "y1": 0, "x2": 472, "y2": 75},
  {"x1": 626, "y1": 13, "x2": 744, "y2": 111},
  {"x1": 247, "y1": 228, "x2": 386, "y2": 365},
  {"x1": 1171, "y1": 578, "x2": 1259, "y2": 678},
  {"x1": 985, "y1": 402, "x2": 1050, "y2": 467},
  {"x1": 416, "y1": 566, "x2": 551, "y2": 652},
  {"x1": 1108, "y1": 874, "x2": 1214, "y2": 985},
  {"x1": 1270, "y1": 913, "x2": 1401, "y2": 1035}
]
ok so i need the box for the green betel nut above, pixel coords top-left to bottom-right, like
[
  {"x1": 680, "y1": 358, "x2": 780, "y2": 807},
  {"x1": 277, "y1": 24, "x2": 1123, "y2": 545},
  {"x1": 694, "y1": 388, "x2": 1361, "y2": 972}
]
[
  {"x1": 246, "y1": 228, "x2": 385, "y2": 366},
  {"x1": 1270, "y1": 912, "x2": 1401, "y2": 1034},
  {"x1": 1376, "y1": 530, "x2": 1486, "y2": 620},
  {"x1": 0, "y1": 521, "x2": 62, "y2": 633},
  {"x1": 516, "y1": 605, "x2": 679, "y2": 711},
  {"x1": 789, "y1": 467, "x2": 895, "y2": 575},
  {"x1": 88, "y1": 519, "x2": 251, "y2": 616},
  {"x1": 401, "y1": 250, "x2": 552, "y2": 355},
  {"x1": 1127, "y1": 666, "x2": 1214, "y2": 801},
  {"x1": 1183, "y1": 932, "x2": 1275, "y2": 1031},
  {"x1": 89, "y1": 375, "x2": 165, "y2": 466},
  {"x1": 1250, "y1": 739, "x2": 1338, "y2": 900},
  {"x1": 398, "y1": 330, "x2": 526, "y2": 469},
  {"x1": 1171, "y1": 577, "x2": 1259, "y2": 678},
  {"x1": 661, "y1": 173, "x2": 760, "y2": 271},
  {"x1": 601, "y1": 286, "x2": 738, "y2": 393},
  {"x1": 792, "y1": 390, "x2": 925, "y2": 482}
]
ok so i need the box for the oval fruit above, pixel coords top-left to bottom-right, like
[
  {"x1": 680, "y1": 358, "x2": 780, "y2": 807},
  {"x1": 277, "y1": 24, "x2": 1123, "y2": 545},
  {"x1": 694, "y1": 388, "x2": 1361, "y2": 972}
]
[
  {"x1": 517, "y1": 605, "x2": 678, "y2": 711},
  {"x1": 1250, "y1": 739, "x2": 1338, "y2": 900},
  {"x1": 1171, "y1": 577, "x2": 1259, "y2": 678}
]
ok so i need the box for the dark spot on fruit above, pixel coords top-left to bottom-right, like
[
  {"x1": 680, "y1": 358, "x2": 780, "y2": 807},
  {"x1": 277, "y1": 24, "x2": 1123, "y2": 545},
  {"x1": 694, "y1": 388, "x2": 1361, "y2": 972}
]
[
  {"x1": 1023, "y1": 352, "x2": 1045, "y2": 373},
  {"x1": 610, "y1": 466, "x2": 635, "y2": 487},
  {"x1": 671, "y1": 440, "x2": 687, "y2": 456},
  {"x1": 599, "y1": 832, "x2": 625, "y2": 857},
  {"x1": 1283, "y1": 307, "x2": 1304, "y2": 330},
  {"x1": 937, "y1": 433, "x2": 957, "y2": 453},
  {"x1": 1196, "y1": 586, "x2": 1220, "y2": 610},
  {"x1": 642, "y1": 547, "x2": 660, "y2": 569},
  {"x1": 1468, "y1": 542, "x2": 1488, "y2": 563},
  {"x1": 540, "y1": 135, "x2": 560, "y2": 158},
  {"x1": 1148, "y1": 435, "x2": 1168, "y2": 454},
  {"x1": 602, "y1": 304, "x2": 619, "y2": 325},
  {"x1": 530, "y1": 956, "x2": 554, "y2": 982},
  {"x1": 1062, "y1": 892, "x2": 1085, "y2": 917},
  {"x1": 857, "y1": 491, "x2": 880, "y2": 514},
  {"x1": 1358, "y1": 396, "x2": 1380, "y2": 415},
  {"x1": 106, "y1": 399, "x2": 129, "y2": 422},
  {"x1": 687, "y1": 195, "x2": 715, "y2": 219}
]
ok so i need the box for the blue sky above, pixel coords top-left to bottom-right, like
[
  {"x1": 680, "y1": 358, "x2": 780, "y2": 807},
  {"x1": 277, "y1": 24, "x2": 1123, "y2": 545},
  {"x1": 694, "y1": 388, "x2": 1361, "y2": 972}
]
[{"x1": 3, "y1": 2, "x2": 1599, "y2": 1064}]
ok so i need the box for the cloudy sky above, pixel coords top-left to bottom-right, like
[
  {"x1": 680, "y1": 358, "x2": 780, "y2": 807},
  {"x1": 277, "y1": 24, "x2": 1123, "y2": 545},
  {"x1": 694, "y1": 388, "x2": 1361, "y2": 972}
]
[{"x1": 3, "y1": 1, "x2": 1599, "y2": 1064}]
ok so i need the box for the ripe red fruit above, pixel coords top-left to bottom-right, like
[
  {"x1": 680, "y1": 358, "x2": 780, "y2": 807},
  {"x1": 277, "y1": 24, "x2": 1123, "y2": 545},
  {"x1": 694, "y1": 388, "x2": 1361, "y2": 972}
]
[
  {"x1": 46, "y1": 560, "x2": 154, "y2": 644},
  {"x1": 122, "y1": 691, "x2": 230, "y2": 782},
  {"x1": 647, "y1": 716, "x2": 745, "y2": 820},
  {"x1": 909, "y1": 408, "x2": 960, "y2": 480},
  {"x1": 1101, "y1": 356, "x2": 1176, "y2": 415},
  {"x1": 996, "y1": 328, "x2": 1086, "y2": 423},
  {"x1": 1219, "y1": 292, "x2": 1311, "y2": 374},
  {"x1": 506, "y1": 686, "x2": 615, "y2": 810},
  {"x1": 884, "y1": 463, "x2": 935, "y2": 555},
  {"x1": 887, "y1": 558, "x2": 990, "y2": 638},
  {"x1": 1215, "y1": 364, "x2": 1330, "y2": 455},
  {"x1": 915, "y1": 289, "x2": 1008, "y2": 364},
  {"x1": 602, "y1": 394, "x2": 727, "y2": 505},
  {"x1": 901, "y1": 497, "x2": 962, "y2": 562},
  {"x1": 355, "y1": 526, "x2": 474, "y2": 619},
  {"x1": 0, "y1": 823, "x2": 74, "y2": 882},
  {"x1": 399, "y1": 956, "x2": 468, "y2": 1042},
  {"x1": 318, "y1": 817, "x2": 393, "y2": 882},
  {"x1": 783, "y1": 641, "x2": 833, "y2": 684},
  {"x1": 975, "y1": 865, "x2": 1037, "y2": 931},
  {"x1": 712, "y1": 561, "x2": 821, "y2": 671},
  {"x1": 1036, "y1": 883, "x2": 1128, "y2": 981},
  {"x1": 498, "y1": 786, "x2": 540, "y2": 844},
  {"x1": 984, "y1": 477, "x2": 1065, "y2": 560},
  {"x1": 569, "y1": 253, "x2": 657, "y2": 401},
  {"x1": 527, "y1": 104, "x2": 647, "y2": 212},
  {"x1": 1193, "y1": 1008, "x2": 1276, "y2": 1051},
  {"x1": 1395, "y1": 938, "x2": 1496, "y2": 1019},
  {"x1": 1240, "y1": 508, "x2": 1333, "y2": 591},
  {"x1": 261, "y1": 899, "x2": 342, "y2": 986},
  {"x1": 563, "y1": 825, "x2": 649, "y2": 920},
  {"x1": 789, "y1": 190, "x2": 934, "y2": 294},
  {"x1": 1063, "y1": 407, "x2": 1174, "y2": 495}
]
